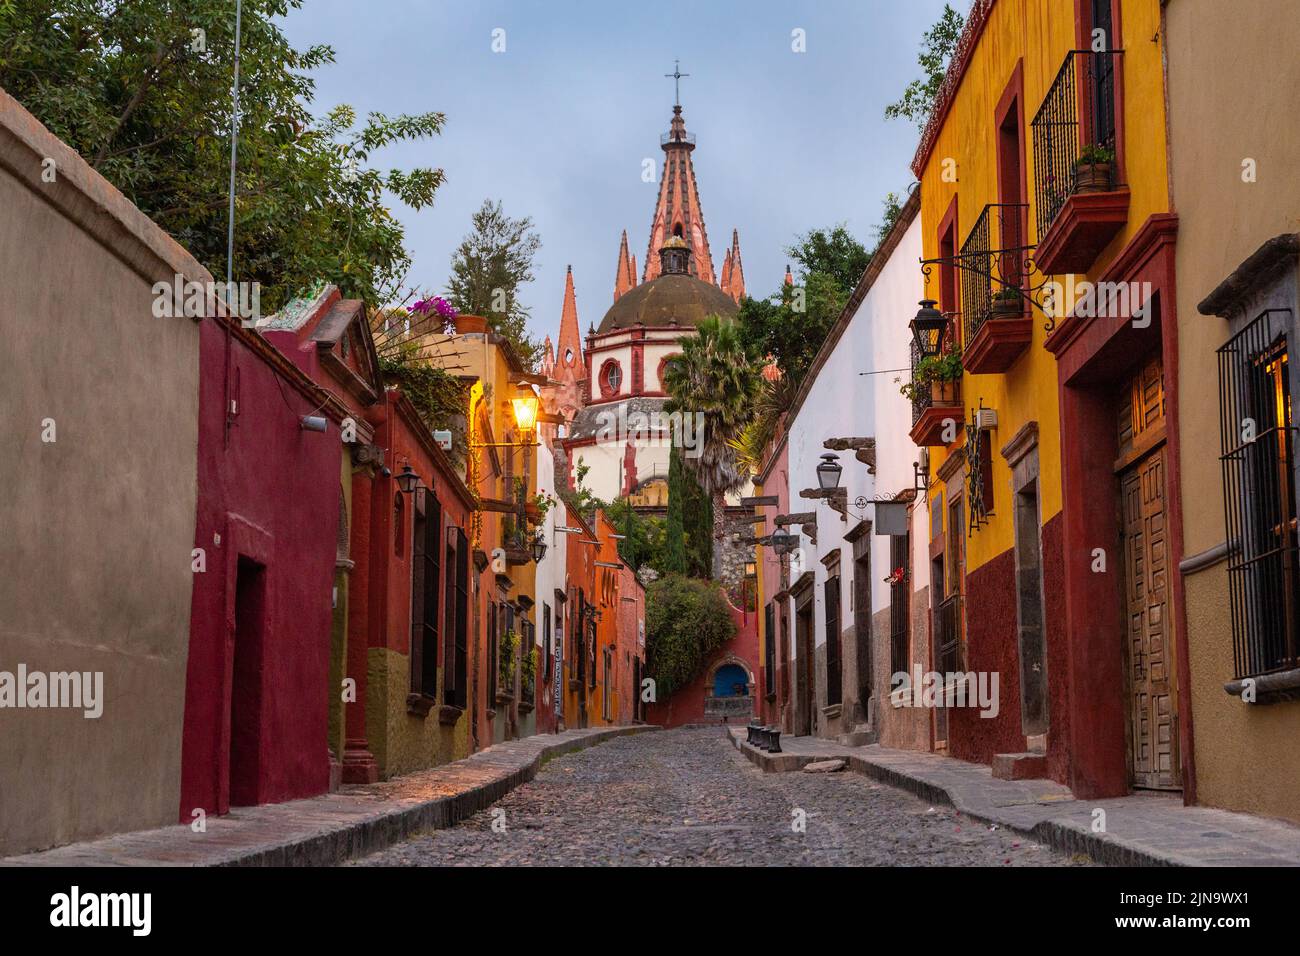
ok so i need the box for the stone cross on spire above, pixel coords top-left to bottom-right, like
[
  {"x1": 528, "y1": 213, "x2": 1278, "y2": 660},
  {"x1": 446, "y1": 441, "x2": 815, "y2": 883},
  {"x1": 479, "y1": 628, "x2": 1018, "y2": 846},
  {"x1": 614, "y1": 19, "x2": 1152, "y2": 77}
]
[{"x1": 664, "y1": 59, "x2": 689, "y2": 107}]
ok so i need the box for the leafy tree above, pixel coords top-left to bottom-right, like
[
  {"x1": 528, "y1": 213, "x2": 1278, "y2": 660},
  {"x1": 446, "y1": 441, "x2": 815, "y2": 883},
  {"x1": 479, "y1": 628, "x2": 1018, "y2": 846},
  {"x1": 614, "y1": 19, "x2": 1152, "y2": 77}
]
[
  {"x1": 874, "y1": 191, "x2": 905, "y2": 251},
  {"x1": 446, "y1": 198, "x2": 543, "y2": 368},
  {"x1": 644, "y1": 574, "x2": 737, "y2": 699},
  {"x1": 736, "y1": 270, "x2": 844, "y2": 386},
  {"x1": 603, "y1": 498, "x2": 663, "y2": 574},
  {"x1": 0, "y1": 0, "x2": 445, "y2": 313},
  {"x1": 883, "y1": 3, "x2": 966, "y2": 128},
  {"x1": 663, "y1": 316, "x2": 763, "y2": 576},
  {"x1": 785, "y1": 224, "x2": 871, "y2": 295}
]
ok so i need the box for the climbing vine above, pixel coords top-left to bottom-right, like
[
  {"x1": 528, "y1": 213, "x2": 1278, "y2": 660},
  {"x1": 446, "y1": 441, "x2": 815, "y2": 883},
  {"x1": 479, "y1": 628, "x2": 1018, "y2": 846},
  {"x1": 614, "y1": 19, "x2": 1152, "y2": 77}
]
[{"x1": 644, "y1": 574, "x2": 737, "y2": 700}]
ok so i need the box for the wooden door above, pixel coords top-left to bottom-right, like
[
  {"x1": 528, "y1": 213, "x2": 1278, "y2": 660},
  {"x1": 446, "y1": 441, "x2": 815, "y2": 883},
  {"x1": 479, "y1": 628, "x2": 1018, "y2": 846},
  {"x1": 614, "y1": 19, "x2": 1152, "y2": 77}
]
[
  {"x1": 1117, "y1": 357, "x2": 1180, "y2": 790},
  {"x1": 795, "y1": 598, "x2": 814, "y2": 736}
]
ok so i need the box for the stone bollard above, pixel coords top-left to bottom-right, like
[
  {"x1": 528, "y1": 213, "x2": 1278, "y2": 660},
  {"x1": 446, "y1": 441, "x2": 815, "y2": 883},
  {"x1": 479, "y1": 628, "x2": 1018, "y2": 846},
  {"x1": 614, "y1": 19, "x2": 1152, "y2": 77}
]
[{"x1": 766, "y1": 726, "x2": 782, "y2": 754}]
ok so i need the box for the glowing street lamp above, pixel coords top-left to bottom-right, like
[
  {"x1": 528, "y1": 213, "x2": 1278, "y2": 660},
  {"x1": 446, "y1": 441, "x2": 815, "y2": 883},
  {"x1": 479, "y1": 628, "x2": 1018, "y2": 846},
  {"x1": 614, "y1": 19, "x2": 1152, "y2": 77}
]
[{"x1": 511, "y1": 394, "x2": 540, "y2": 436}]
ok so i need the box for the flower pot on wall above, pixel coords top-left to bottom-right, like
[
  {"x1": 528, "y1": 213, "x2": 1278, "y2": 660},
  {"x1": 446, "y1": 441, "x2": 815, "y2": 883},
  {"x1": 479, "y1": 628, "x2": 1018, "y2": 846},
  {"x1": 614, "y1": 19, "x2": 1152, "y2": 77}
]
[
  {"x1": 930, "y1": 378, "x2": 960, "y2": 406},
  {"x1": 992, "y1": 296, "x2": 1024, "y2": 317},
  {"x1": 1073, "y1": 162, "x2": 1113, "y2": 193}
]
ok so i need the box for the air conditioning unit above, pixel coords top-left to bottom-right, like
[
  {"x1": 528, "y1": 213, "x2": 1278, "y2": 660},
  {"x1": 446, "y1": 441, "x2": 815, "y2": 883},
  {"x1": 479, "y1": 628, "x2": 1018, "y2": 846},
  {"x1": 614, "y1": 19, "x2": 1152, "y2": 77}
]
[{"x1": 975, "y1": 407, "x2": 998, "y2": 430}]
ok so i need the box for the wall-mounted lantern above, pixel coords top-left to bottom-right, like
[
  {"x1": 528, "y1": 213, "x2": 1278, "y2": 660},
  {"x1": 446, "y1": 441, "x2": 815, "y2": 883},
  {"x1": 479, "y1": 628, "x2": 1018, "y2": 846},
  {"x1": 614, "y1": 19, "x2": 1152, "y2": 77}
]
[
  {"x1": 396, "y1": 463, "x2": 421, "y2": 495},
  {"x1": 815, "y1": 453, "x2": 842, "y2": 492},
  {"x1": 910, "y1": 299, "x2": 947, "y2": 359}
]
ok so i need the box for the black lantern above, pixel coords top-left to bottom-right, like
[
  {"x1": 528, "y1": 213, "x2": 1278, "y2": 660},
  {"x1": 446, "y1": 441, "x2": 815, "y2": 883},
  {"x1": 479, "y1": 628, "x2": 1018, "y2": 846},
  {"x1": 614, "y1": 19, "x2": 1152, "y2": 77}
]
[
  {"x1": 816, "y1": 453, "x2": 842, "y2": 491},
  {"x1": 769, "y1": 531, "x2": 797, "y2": 555},
  {"x1": 531, "y1": 536, "x2": 548, "y2": 564},
  {"x1": 910, "y1": 299, "x2": 947, "y2": 359},
  {"x1": 396, "y1": 463, "x2": 421, "y2": 494}
]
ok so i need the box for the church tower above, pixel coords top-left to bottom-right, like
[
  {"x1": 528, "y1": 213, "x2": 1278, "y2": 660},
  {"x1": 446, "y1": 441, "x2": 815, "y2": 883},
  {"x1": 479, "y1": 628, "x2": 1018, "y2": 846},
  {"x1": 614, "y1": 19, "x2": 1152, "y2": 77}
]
[{"x1": 641, "y1": 105, "x2": 717, "y2": 285}]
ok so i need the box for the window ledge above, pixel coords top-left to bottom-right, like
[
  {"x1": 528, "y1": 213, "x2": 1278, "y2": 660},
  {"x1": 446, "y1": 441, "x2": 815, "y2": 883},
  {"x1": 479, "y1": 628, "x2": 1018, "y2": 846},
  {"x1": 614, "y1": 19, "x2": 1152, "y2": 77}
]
[
  {"x1": 821, "y1": 703, "x2": 842, "y2": 719},
  {"x1": 406, "y1": 693, "x2": 436, "y2": 718},
  {"x1": 1225, "y1": 667, "x2": 1300, "y2": 705},
  {"x1": 437, "y1": 704, "x2": 464, "y2": 726}
]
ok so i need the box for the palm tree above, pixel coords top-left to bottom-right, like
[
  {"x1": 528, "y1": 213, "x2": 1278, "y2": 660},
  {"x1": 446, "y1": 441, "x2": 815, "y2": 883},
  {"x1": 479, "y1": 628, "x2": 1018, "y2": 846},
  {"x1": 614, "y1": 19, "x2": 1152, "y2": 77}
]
[{"x1": 663, "y1": 315, "x2": 764, "y2": 577}]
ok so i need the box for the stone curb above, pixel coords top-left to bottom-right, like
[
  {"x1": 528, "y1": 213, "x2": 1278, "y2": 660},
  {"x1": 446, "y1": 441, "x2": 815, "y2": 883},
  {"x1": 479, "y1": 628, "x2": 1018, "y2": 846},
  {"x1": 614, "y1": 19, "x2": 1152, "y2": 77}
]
[
  {"x1": 727, "y1": 730, "x2": 1176, "y2": 867},
  {"x1": 3, "y1": 726, "x2": 657, "y2": 868}
]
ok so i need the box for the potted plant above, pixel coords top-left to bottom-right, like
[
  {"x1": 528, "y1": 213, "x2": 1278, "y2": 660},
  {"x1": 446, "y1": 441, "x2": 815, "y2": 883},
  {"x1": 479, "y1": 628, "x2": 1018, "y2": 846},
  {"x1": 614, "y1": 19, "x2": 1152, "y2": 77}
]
[
  {"x1": 498, "y1": 629, "x2": 519, "y2": 700},
  {"x1": 992, "y1": 286, "x2": 1025, "y2": 316},
  {"x1": 1073, "y1": 144, "x2": 1115, "y2": 193},
  {"x1": 901, "y1": 349, "x2": 963, "y2": 405},
  {"x1": 520, "y1": 646, "x2": 537, "y2": 700}
]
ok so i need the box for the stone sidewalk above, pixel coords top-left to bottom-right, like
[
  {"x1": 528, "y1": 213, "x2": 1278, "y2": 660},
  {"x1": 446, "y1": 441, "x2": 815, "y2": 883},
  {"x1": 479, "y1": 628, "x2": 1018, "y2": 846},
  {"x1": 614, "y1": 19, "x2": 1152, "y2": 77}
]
[
  {"x1": 2, "y1": 726, "x2": 656, "y2": 867},
  {"x1": 728, "y1": 727, "x2": 1300, "y2": 866}
]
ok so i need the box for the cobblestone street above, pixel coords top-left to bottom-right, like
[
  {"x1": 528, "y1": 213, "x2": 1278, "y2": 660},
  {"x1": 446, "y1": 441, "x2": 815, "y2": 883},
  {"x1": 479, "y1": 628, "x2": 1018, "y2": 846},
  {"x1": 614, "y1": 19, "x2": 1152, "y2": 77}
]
[{"x1": 351, "y1": 728, "x2": 1094, "y2": 866}]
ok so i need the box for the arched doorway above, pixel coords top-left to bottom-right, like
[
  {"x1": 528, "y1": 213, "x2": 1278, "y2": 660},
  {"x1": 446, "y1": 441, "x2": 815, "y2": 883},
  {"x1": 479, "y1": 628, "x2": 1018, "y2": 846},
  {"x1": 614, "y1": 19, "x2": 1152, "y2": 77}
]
[{"x1": 703, "y1": 656, "x2": 754, "y2": 720}]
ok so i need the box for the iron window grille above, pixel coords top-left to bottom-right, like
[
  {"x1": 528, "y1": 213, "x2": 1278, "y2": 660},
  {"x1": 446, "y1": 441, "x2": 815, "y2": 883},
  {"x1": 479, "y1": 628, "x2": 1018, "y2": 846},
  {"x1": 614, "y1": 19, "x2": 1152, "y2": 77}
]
[
  {"x1": 889, "y1": 533, "x2": 911, "y2": 676},
  {"x1": 408, "y1": 490, "x2": 441, "y2": 701},
  {"x1": 1030, "y1": 49, "x2": 1123, "y2": 240},
  {"x1": 1218, "y1": 308, "x2": 1300, "y2": 678},
  {"x1": 935, "y1": 593, "x2": 963, "y2": 676},
  {"x1": 443, "y1": 528, "x2": 469, "y2": 710}
]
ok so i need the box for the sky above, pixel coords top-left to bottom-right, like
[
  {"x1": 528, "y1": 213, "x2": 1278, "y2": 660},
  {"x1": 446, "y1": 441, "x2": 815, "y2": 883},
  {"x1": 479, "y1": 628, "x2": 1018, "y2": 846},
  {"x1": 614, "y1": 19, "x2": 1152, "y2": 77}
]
[{"x1": 280, "y1": 0, "x2": 952, "y2": 351}]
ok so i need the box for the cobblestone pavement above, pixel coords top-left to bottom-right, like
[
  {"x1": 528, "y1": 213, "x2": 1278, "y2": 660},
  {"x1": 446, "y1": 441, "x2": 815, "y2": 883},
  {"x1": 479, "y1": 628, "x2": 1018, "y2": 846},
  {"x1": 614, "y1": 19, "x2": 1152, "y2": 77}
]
[{"x1": 351, "y1": 727, "x2": 1096, "y2": 866}]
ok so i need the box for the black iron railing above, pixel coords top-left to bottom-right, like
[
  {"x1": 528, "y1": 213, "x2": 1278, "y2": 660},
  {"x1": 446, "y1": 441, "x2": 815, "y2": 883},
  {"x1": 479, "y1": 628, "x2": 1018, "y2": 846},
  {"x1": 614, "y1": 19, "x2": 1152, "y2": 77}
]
[
  {"x1": 909, "y1": 319, "x2": 961, "y2": 427},
  {"x1": 1030, "y1": 50, "x2": 1123, "y2": 239},
  {"x1": 1218, "y1": 309, "x2": 1300, "y2": 678},
  {"x1": 960, "y1": 203, "x2": 1030, "y2": 345}
]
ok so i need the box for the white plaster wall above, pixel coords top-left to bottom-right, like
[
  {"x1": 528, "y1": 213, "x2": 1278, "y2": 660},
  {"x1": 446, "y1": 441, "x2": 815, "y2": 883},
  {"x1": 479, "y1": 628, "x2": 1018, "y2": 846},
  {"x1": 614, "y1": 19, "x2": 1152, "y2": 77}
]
[
  {"x1": 535, "y1": 438, "x2": 566, "y2": 649},
  {"x1": 782, "y1": 214, "x2": 928, "y2": 660}
]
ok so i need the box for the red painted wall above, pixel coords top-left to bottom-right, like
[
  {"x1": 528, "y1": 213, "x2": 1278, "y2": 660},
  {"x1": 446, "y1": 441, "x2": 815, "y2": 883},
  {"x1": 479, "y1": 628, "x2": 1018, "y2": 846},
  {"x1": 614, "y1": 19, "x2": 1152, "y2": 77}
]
[
  {"x1": 180, "y1": 318, "x2": 342, "y2": 818},
  {"x1": 947, "y1": 515, "x2": 1070, "y2": 787},
  {"x1": 646, "y1": 594, "x2": 760, "y2": 728}
]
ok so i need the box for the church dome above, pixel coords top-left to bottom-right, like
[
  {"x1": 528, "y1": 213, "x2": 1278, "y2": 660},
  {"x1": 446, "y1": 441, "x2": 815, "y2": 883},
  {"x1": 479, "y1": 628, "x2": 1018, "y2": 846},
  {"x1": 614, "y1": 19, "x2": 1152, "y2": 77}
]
[{"x1": 596, "y1": 273, "x2": 738, "y2": 333}]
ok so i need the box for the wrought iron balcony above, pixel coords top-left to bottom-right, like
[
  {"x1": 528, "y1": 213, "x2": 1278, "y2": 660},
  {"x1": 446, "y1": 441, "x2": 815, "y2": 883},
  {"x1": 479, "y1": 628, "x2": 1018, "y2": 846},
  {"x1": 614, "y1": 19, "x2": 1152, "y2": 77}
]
[
  {"x1": 1031, "y1": 50, "x2": 1128, "y2": 276},
  {"x1": 1031, "y1": 49, "x2": 1122, "y2": 235}
]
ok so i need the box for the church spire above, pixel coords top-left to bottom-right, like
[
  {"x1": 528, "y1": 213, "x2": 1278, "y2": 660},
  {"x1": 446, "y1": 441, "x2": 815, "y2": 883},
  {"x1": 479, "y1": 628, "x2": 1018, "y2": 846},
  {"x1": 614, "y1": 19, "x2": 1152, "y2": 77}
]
[
  {"x1": 643, "y1": 100, "x2": 715, "y2": 286},
  {"x1": 613, "y1": 230, "x2": 636, "y2": 302},
  {"x1": 556, "y1": 265, "x2": 584, "y2": 380},
  {"x1": 721, "y1": 228, "x2": 745, "y2": 302}
]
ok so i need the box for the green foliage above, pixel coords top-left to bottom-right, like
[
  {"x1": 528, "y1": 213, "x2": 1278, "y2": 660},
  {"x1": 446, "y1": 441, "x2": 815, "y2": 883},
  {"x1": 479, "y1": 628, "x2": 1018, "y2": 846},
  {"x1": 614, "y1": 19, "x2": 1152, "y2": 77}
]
[
  {"x1": 663, "y1": 315, "x2": 762, "y2": 503},
  {"x1": 883, "y1": 3, "x2": 966, "y2": 128},
  {"x1": 644, "y1": 574, "x2": 737, "y2": 699},
  {"x1": 520, "y1": 645, "x2": 536, "y2": 696},
  {"x1": 0, "y1": 0, "x2": 445, "y2": 313},
  {"x1": 1076, "y1": 144, "x2": 1116, "y2": 167},
  {"x1": 379, "y1": 355, "x2": 469, "y2": 464},
  {"x1": 784, "y1": 224, "x2": 871, "y2": 294},
  {"x1": 873, "y1": 192, "x2": 905, "y2": 251},
  {"x1": 680, "y1": 460, "x2": 714, "y2": 579},
  {"x1": 561, "y1": 457, "x2": 605, "y2": 523},
  {"x1": 445, "y1": 199, "x2": 543, "y2": 369},
  {"x1": 900, "y1": 348, "x2": 963, "y2": 402},
  {"x1": 603, "y1": 498, "x2": 664, "y2": 574},
  {"x1": 729, "y1": 373, "x2": 797, "y2": 476},
  {"x1": 662, "y1": 438, "x2": 688, "y2": 576},
  {"x1": 499, "y1": 629, "x2": 519, "y2": 688}
]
